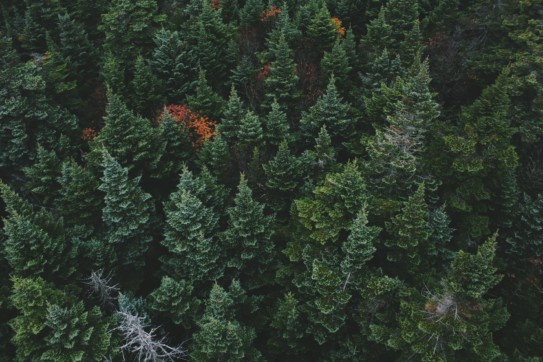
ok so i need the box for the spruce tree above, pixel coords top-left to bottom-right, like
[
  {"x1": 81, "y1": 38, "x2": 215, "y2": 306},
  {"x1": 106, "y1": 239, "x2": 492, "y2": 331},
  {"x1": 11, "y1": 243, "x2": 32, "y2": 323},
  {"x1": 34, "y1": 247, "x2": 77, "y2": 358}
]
[
  {"x1": 221, "y1": 85, "x2": 246, "y2": 145},
  {"x1": 264, "y1": 98, "x2": 291, "y2": 148},
  {"x1": 300, "y1": 75, "x2": 353, "y2": 145},
  {"x1": 151, "y1": 28, "x2": 195, "y2": 102},
  {"x1": 264, "y1": 32, "x2": 299, "y2": 113},
  {"x1": 129, "y1": 55, "x2": 163, "y2": 117},
  {"x1": 23, "y1": 145, "x2": 62, "y2": 206},
  {"x1": 88, "y1": 92, "x2": 162, "y2": 175},
  {"x1": 157, "y1": 110, "x2": 194, "y2": 181},
  {"x1": 99, "y1": 151, "x2": 154, "y2": 271},
  {"x1": 187, "y1": 68, "x2": 224, "y2": 120},
  {"x1": 148, "y1": 276, "x2": 199, "y2": 328},
  {"x1": 161, "y1": 185, "x2": 222, "y2": 282},
  {"x1": 191, "y1": 283, "x2": 261, "y2": 361},
  {"x1": 1, "y1": 182, "x2": 76, "y2": 281},
  {"x1": 321, "y1": 38, "x2": 351, "y2": 93},
  {"x1": 223, "y1": 176, "x2": 275, "y2": 282}
]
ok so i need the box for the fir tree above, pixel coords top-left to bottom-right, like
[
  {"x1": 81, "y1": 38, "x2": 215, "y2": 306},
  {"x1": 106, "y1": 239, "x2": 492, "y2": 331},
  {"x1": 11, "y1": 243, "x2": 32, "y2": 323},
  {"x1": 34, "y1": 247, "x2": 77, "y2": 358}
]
[
  {"x1": 1, "y1": 182, "x2": 77, "y2": 281},
  {"x1": 263, "y1": 98, "x2": 291, "y2": 148},
  {"x1": 149, "y1": 276, "x2": 199, "y2": 328},
  {"x1": 157, "y1": 110, "x2": 194, "y2": 181},
  {"x1": 223, "y1": 176, "x2": 275, "y2": 281},
  {"x1": 221, "y1": 85, "x2": 246, "y2": 145},
  {"x1": 88, "y1": 92, "x2": 162, "y2": 175},
  {"x1": 161, "y1": 185, "x2": 222, "y2": 282},
  {"x1": 187, "y1": 67, "x2": 224, "y2": 120},
  {"x1": 99, "y1": 151, "x2": 154, "y2": 271},
  {"x1": 321, "y1": 38, "x2": 352, "y2": 94},
  {"x1": 264, "y1": 32, "x2": 299, "y2": 113},
  {"x1": 23, "y1": 145, "x2": 62, "y2": 206},
  {"x1": 129, "y1": 55, "x2": 163, "y2": 117}
]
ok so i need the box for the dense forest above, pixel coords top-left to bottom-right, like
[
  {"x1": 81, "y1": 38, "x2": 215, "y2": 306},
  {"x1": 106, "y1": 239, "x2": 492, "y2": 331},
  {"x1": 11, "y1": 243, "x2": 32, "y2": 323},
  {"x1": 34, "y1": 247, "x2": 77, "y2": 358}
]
[{"x1": 0, "y1": 0, "x2": 542, "y2": 360}]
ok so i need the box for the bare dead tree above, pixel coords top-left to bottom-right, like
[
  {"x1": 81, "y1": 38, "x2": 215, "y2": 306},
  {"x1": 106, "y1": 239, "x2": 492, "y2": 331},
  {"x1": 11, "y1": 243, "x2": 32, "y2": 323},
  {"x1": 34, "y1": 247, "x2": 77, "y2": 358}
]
[
  {"x1": 83, "y1": 269, "x2": 120, "y2": 307},
  {"x1": 116, "y1": 311, "x2": 186, "y2": 362}
]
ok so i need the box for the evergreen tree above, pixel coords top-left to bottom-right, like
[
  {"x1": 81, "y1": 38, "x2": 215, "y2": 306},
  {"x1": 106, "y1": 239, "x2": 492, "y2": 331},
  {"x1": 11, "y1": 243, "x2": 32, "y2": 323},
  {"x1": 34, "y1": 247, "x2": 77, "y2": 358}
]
[
  {"x1": 129, "y1": 55, "x2": 163, "y2": 117},
  {"x1": 300, "y1": 75, "x2": 353, "y2": 145},
  {"x1": 321, "y1": 38, "x2": 352, "y2": 94},
  {"x1": 187, "y1": 68, "x2": 224, "y2": 120},
  {"x1": 306, "y1": 3, "x2": 337, "y2": 53},
  {"x1": 157, "y1": 110, "x2": 194, "y2": 181},
  {"x1": 149, "y1": 276, "x2": 199, "y2": 329},
  {"x1": 56, "y1": 160, "x2": 103, "y2": 228},
  {"x1": 296, "y1": 162, "x2": 367, "y2": 244},
  {"x1": 263, "y1": 98, "x2": 291, "y2": 148},
  {"x1": 264, "y1": 32, "x2": 299, "y2": 113},
  {"x1": 263, "y1": 140, "x2": 302, "y2": 211},
  {"x1": 100, "y1": 0, "x2": 164, "y2": 64},
  {"x1": 237, "y1": 110, "x2": 264, "y2": 150},
  {"x1": 161, "y1": 184, "x2": 222, "y2": 282},
  {"x1": 57, "y1": 12, "x2": 96, "y2": 83},
  {"x1": 23, "y1": 145, "x2": 62, "y2": 206},
  {"x1": 42, "y1": 302, "x2": 114, "y2": 362},
  {"x1": 151, "y1": 28, "x2": 195, "y2": 102},
  {"x1": 99, "y1": 151, "x2": 154, "y2": 271},
  {"x1": 1, "y1": 182, "x2": 76, "y2": 281},
  {"x1": 191, "y1": 283, "x2": 261, "y2": 361},
  {"x1": 341, "y1": 209, "x2": 379, "y2": 277},
  {"x1": 221, "y1": 85, "x2": 246, "y2": 145},
  {"x1": 223, "y1": 176, "x2": 275, "y2": 283},
  {"x1": 88, "y1": 92, "x2": 162, "y2": 175},
  {"x1": 384, "y1": 183, "x2": 431, "y2": 275}
]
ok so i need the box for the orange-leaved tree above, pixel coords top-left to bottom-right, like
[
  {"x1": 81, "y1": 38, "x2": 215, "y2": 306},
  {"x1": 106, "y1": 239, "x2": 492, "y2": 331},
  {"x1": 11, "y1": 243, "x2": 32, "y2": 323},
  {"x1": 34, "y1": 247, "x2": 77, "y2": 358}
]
[{"x1": 159, "y1": 105, "x2": 216, "y2": 147}]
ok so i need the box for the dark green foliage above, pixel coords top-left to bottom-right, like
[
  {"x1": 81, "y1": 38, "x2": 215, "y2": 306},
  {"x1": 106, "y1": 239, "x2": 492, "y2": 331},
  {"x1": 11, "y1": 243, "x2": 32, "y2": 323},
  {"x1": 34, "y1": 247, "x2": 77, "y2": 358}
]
[
  {"x1": 1, "y1": 182, "x2": 76, "y2": 281},
  {"x1": 2, "y1": 1, "x2": 542, "y2": 360},
  {"x1": 191, "y1": 282, "x2": 261, "y2": 361},
  {"x1": 187, "y1": 67, "x2": 224, "y2": 120},
  {"x1": 263, "y1": 32, "x2": 299, "y2": 113},
  {"x1": 161, "y1": 177, "x2": 222, "y2": 282},
  {"x1": 88, "y1": 92, "x2": 161, "y2": 175},
  {"x1": 223, "y1": 176, "x2": 275, "y2": 280},
  {"x1": 99, "y1": 151, "x2": 154, "y2": 270},
  {"x1": 129, "y1": 55, "x2": 163, "y2": 117}
]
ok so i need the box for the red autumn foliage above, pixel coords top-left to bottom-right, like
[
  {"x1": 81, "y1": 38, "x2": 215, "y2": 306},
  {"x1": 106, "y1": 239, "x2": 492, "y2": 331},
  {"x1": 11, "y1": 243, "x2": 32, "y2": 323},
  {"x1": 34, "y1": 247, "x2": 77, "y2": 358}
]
[
  {"x1": 331, "y1": 17, "x2": 346, "y2": 37},
  {"x1": 257, "y1": 63, "x2": 272, "y2": 80},
  {"x1": 82, "y1": 127, "x2": 97, "y2": 141},
  {"x1": 211, "y1": 0, "x2": 220, "y2": 11},
  {"x1": 261, "y1": 6, "x2": 281, "y2": 21},
  {"x1": 160, "y1": 105, "x2": 216, "y2": 147}
]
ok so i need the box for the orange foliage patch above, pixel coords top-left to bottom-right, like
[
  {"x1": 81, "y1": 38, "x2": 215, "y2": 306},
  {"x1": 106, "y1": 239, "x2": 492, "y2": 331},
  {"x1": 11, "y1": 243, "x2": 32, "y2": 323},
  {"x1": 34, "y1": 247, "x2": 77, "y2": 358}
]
[
  {"x1": 331, "y1": 17, "x2": 346, "y2": 37},
  {"x1": 261, "y1": 6, "x2": 281, "y2": 21},
  {"x1": 160, "y1": 105, "x2": 216, "y2": 147},
  {"x1": 82, "y1": 127, "x2": 97, "y2": 141}
]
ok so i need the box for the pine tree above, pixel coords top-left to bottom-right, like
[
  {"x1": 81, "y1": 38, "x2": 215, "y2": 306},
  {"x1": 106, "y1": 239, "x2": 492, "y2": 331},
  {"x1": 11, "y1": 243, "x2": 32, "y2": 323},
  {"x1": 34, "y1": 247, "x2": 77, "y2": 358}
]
[
  {"x1": 56, "y1": 160, "x2": 103, "y2": 227},
  {"x1": 321, "y1": 38, "x2": 352, "y2": 94},
  {"x1": 42, "y1": 302, "x2": 114, "y2": 362},
  {"x1": 129, "y1": 55, "x2": 163, "y2": 117},
  {"x1": 100, "y1": 0, "x2": 164, "y2": 64},
  {"x1": 221, "y1": 85, "x2": 246, "y2": 145},
  {"x1": 151, "y1": 28, "x2": 195, "y2": 102},
  {"x1": 296, "y1": 162, "x2": 367, "y2": 244},
  {"x1": 223, "y1": 176, "x2": 275, "y2": 280},
  {"x1": 263, "y1": 99, "x2": 291, "y2": 148},
  {"x1": 264, "y1": 32, "x2": 299, "y2": 113},
  {"x1": 306, "y1": 3, "x2": 337, "y2": 53},
  {"x1": 198, "y1": 132, "x2": 233, "y2": 181},
  {"x1": 149, "y1": 276, "x2": 199, "y2": 328},
  {"x1": 187, "y1": 67, "x2": 224, "y2": 120},
  {"x1": 237, "y1": 110, "x2": 264, "y2": 149},
  {"x1": 341, "y1": 209, "x2": 379, "y2": 276},
  {"x1": 443, "y1": 77, "x2": 518, "y2": 239},
  {"x1": 57, "y1": 12, "x2": 96, "y2": 83},
  {"x1": 191, "y1": 282, "x2": 261, "y2": 361},
  {"x1": 360, "y1": 7, "x2": 391, "y2": 60},
  {"x1": 161, "y1": 185, "x2": 222, "y2": 282},
  {"x1": 1, "y1": 182, "x2": 76, "y2": 281},
  {"x1": 313, "y1": 125, "x2": 336, "y2": 176},
  {"x1": 300, "y1": 75, "x2": 352, "y2": 145},
  {"x1": 157, "y1": 110, "x2": 194, "y2": 180},
  {"x1": 263, "y1": 140, "x2": 302, "y2": 212},
  {"x1": 23, "y1": 145, "x2": 62, "y2": 206},
  {"x1": 88, "y1": 92, "x2": 161, "y2": 175},
  {"x1": 384, "y1": 183, "x2": 431, "y2": 274},
  {"x1": 99, "y1": 151, "x2": 154, "y2": 271},
  {"x1": 239, "y1": 0, "x2": 264, "y2": 27}
]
